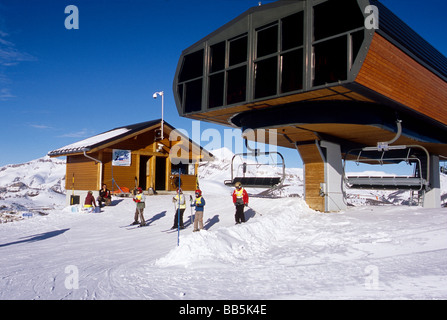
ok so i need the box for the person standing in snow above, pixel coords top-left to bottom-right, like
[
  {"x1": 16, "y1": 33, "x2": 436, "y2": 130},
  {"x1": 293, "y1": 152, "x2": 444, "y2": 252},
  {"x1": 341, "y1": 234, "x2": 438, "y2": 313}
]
[
  {"x1": 232, "y1": 181, "x2": 249, "y2": 224},
  {"x1": 190, "y1": 189, "x2": 205, "y2": 232},
  {"x1": 171, "y1": 188, "x2": 186, "y2": 229},
  {"x1": 132, "y1": 187, "x2": 146, "y2": 227}
]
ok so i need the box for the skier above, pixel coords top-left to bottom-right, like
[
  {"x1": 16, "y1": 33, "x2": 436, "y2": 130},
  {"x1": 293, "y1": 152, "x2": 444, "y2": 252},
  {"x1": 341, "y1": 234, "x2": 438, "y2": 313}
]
[
  {"x1": 132, "y1": 187, "x2": 146, "y2": 227},
  {"x1": 171, "y1": 188, "x2": 186, "y2": 229},
  {"x1": 232, "y1": 181, "x2": 249, "y2": 224},
  {"x1": 190, "y1": 189, "x2": 205, "y2": 232}
]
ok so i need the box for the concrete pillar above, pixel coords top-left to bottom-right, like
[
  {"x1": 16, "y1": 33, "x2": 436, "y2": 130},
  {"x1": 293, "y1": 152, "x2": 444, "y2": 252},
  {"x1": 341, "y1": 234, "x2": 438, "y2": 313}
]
[
  {"x1": 424, "y1": 155, "x2": 441, "y2": 208},
  {"x1": 296, "y1": 140, "x2": 347, "y2": 212}
]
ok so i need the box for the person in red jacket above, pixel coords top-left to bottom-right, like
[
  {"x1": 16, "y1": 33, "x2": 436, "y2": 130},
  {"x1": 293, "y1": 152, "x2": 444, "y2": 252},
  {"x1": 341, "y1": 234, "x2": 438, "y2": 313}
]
[{"x1": 232, "y1": 182, "x2": 249, "y2": 224}]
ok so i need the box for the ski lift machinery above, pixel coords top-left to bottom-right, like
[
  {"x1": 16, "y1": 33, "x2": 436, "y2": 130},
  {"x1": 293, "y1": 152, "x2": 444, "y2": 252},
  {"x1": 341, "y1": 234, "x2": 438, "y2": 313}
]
[
  {"x1": 224, "y1": 137, "x2": 286, "y2": 189},
  {"x1": 342, "y1": 120, "x2": 431, "y2": 192}
]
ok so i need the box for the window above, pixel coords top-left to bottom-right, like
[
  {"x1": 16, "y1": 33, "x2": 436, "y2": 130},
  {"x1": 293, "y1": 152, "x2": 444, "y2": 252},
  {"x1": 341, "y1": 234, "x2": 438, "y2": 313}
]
[
  {"x1": 178, "y1": 50, "x2": 204, "y2": 82},
  {"x1": 210, "y1": 41, "x2": 226, "y2": 73},
  {"x1": 282, "y1": 11, "x2": 304, "y2": 51},
  {"x1": 313, "y1": 36, "x2": 347, "y2": 86},
  {"x1": 257, "y1": 23, "x2": 278, "y2": 58},
  {"x1": 184, "y1": 79, "x2": 203, "y2": 113},
  {"x1": 313, "y1": 0, "x2": 364, "y2": 41},
  {"x1": 281, "y1": 49, "x2": 303, "y2": 93},
  {"x1": 208, "y1": 73, "x2": 224, "y2": 108},
  {"x1": 229, "y1": 34, "x2": 248, "y2": 66},
  {"x1": 255, "y1": 57, "x2": 277, "y2": 99},
  {"x1": 227, "y1": 66, "x2": 247, "y2": 105},
  {"x1": 178, "y1": 49, "x2": 204, "y2": 113}
]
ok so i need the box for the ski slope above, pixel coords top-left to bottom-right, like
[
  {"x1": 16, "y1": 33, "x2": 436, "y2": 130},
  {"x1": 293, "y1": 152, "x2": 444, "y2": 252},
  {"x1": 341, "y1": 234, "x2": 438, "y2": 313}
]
[
  {"x1": 1, "y1": 185, "x2": 446, "y2": 299},
  {"x1": 0, "y1": 149, "x2": 446, "y2": 299}
]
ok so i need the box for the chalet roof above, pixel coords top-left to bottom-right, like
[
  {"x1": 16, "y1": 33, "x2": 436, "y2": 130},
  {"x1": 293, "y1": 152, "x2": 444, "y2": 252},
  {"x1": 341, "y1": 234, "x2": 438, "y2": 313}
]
[{"x1": 47, "y1": 119, "x2": 214, "y2": 161}]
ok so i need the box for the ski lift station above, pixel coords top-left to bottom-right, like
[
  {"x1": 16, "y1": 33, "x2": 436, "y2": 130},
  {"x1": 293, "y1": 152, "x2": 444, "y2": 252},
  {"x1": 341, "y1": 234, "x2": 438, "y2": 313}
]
[{"x1": 173, "y1": 0, "x2": 447, "y2": 212}]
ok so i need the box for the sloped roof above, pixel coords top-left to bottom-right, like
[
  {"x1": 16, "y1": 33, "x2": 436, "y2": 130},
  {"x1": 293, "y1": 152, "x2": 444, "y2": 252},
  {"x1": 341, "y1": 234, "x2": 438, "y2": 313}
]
[{"x1": 47, "y1": 119, "x2": 214, "y2": 161}]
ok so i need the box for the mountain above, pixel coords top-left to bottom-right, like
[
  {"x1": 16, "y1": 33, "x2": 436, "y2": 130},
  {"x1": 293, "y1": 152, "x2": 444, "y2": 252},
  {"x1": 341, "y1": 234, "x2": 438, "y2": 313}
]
[{"x1": 0, "y1": 156, "x2": 66, "y2": 223}]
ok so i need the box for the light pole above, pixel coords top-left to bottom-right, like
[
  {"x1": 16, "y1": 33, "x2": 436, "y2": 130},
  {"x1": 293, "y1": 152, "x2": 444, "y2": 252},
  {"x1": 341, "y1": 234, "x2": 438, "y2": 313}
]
[{"x1": 153, "y1": 91, "x2": 164, "y2": 139}]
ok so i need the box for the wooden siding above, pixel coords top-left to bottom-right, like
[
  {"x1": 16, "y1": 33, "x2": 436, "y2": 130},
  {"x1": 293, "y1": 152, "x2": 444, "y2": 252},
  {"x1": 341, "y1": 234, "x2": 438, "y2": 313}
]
[
  {"x1": 65, "y1": 154, "x2": 100, "y2": 191},
  {"x1": 355, "y1": 33, "x2": 447, "y2": 127},
  {"x1": 296, "y1": 143, "x2": 325, "y2": 212}
]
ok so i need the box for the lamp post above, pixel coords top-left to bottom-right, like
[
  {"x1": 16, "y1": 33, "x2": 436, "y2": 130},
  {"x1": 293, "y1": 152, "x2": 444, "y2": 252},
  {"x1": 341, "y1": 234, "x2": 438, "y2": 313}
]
[{"x1": 153, "y1": 91, "x2": 164, "y2": 139}]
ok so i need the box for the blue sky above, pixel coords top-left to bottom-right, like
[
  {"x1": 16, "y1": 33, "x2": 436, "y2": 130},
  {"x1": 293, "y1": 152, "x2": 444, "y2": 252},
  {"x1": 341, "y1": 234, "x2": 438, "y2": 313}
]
[{"x1": 0, "y1": 0, "x2": 446, "y2": 173}]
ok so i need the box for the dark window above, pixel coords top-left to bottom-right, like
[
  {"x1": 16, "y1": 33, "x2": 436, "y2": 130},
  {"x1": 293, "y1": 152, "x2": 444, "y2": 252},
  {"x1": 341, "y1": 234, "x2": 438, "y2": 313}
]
[
  {"x1": 208, "y1": 73, "x2": 225, "y2": 108},
  {"x1": 178, "y1": 50, "x2": 204, "y2": 82},
  {"x1": 313, "y1": 35, "x2": 348, "y2": 86},
  {"x1": 313, "y1": 0, "x2": 364, "y2": 41},
  {"x1": 210, "y1": 41, "x2": 226, "y2": 73},
  {"x1": 227, "y1": 66, "x2": 247, "y2": 105},
  {"x1": 281, "y1": 49, "x2": 303, "y2": 93},
  {"x1": 255, "y1": 57, "x2": 278, "y2": 99},
  {"x1": 177, "y1": 84, "x2": 184, "y2": 106},
  {"x1": 351, "y1": 30, "x2": 364, "y2": 68},
  {"x1": 229, "y1": 34, "x2": 247, "y2": 66},
  {"x1": 282, "y1": 11, "x2": 304, "y2": 51},
  {"x1": 184, "y1": 79, "x2": 202, "y2": 113},
  {"x1": 257, "y1": 23, "x2": 278, "y2": 58}
]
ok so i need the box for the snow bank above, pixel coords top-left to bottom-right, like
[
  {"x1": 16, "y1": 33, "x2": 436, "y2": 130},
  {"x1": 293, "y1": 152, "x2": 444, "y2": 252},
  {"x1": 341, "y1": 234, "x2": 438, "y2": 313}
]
[{"x1": 155, "y1": 198, "x2": 313, "y2": 267}]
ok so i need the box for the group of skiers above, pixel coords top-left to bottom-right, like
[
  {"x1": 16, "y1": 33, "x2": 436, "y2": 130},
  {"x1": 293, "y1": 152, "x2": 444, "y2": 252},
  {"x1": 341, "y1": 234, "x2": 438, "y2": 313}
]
[{"x1": 84, "y1": 181, "x2": 250, "y2": 231}]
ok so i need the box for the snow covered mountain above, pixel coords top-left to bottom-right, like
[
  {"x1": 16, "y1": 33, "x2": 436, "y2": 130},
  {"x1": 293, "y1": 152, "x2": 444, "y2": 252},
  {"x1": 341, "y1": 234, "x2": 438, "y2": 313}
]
[
  {"x1": 0, "y1": 148, "x2": 446, "y2": 300},
  {"x1": 0, "y1": 156, "x2": 66, "y2": 223}
]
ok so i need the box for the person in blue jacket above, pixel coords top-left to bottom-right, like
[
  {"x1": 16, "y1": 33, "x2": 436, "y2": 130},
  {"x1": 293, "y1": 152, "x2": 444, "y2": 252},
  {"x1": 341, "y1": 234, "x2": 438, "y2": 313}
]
[{"x1": 190, "y1": 189, "x2": 205, "y2": 232}]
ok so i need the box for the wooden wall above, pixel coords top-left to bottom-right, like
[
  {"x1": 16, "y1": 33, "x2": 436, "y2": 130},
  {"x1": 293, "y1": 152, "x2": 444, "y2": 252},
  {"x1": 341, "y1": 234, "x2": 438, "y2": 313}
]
[
  {"x1": 296, "y1": 142, "x2": 325, "y2": 212},
  {"x1": 355, "y1": 33, "x2": 447, "y2": 127},
  {"x1": 65, "y1": 154, "x2": 100, "y2": 191},
  {"x1": 65, "y1": 129, "x2": 201, "y2": 193}
]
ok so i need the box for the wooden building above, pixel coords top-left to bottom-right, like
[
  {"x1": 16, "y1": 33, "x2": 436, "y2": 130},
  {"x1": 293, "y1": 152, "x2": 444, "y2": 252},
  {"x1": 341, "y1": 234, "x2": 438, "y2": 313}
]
[
  {"x1": 48, "y1": 120, "x2": 214, "y2": 204},
  {"x1": 172, "y1": 0, "x2": 447, "y2": 211}
]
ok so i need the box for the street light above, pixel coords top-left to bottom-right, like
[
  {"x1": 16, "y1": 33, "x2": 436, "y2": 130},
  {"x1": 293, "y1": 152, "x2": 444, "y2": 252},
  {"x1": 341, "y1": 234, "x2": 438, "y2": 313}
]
[{"x1": 153, "y1": 91, "x2": 164, "y2": 140}]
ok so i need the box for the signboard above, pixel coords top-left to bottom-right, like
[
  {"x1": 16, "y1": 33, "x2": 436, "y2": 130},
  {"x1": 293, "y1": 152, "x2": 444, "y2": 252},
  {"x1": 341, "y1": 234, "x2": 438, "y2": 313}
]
[{"x1": 112, "y1": 149, "x2": 131, "y2": 166}]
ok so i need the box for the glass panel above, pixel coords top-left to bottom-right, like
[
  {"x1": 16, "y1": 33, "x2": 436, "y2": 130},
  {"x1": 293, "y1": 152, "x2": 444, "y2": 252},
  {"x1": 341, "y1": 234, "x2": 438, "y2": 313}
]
[
  {"x1": 257, "y1": 23, "x2": 278, "y2": 58},
  {"x1": 208, "y1": 73, "x2": 224, "y2": 108},
  {"x1": 227, "y1": 66, "x2": 247, "y2": 105},
  {"x1": 184, "y1": 79, "x2": 202, "y2": 113},
  {"x1": 177, "y1": 84, "x2": 183, "y2": 106},
  {"x1": 282, "y1": 11, "x2": 304, "y2": 51},
  {"x1": 281, "y1": 49, "x2": 303, "y2": 93},
  {"x1": 210, "y1": 41, "x2": 226, "y2": 73},
  {"x1": 314, "y1": 0, "x2": 364, "y2": 41},
  {"x1": 313, "y1": 35, "x2": 348, "y2": 86},
  {"x1": 351, "y1": 30, "x2": 364, "y2": 68},
  {"x1": 178, "y1": 50, "x2": 204, "y2": 82},
  {"x1": 229, "y1": 34, "x2": 247, "y2": 66},
  {"x1": 255, "y1": 57, "x2": 278, "y2": 99}
]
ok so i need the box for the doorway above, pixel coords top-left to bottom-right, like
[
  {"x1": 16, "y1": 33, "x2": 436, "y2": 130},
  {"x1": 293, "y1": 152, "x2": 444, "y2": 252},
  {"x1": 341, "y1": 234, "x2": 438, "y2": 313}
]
[
  {"x1": 139, "y1": 156, "x2": 150, "y2": 190},
  {"x1": 155, "y1": 157, "x2": 166, "y2": 190}
]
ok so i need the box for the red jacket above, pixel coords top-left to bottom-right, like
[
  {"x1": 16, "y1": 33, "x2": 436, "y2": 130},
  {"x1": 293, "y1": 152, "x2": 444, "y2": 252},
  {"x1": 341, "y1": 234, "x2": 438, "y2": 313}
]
[{"x1": 232, "y1": 188, "x2": 248, "y2": 205}]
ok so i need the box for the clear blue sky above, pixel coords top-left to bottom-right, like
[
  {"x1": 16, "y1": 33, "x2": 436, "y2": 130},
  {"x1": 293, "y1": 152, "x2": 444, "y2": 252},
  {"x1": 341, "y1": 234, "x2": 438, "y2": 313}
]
[{"x1": 1, "y1": 0, "x2": 446, "y2": 173}]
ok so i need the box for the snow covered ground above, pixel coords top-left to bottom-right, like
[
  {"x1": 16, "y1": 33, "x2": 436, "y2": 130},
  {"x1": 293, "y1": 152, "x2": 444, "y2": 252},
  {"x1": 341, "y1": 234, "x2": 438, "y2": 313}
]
[{"x1": 0, "y1": 150, "x2": 446, "y2": 300}]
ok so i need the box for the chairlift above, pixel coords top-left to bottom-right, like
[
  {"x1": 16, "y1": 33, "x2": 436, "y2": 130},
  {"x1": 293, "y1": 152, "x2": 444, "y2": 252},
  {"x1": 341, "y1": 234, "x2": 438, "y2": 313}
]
[
  {"x1": 343, "y1": 144, "x2": 430, "y2": 191},
  {"x1": 224, "y1": 139, "x2": 285, "y2": 188}
]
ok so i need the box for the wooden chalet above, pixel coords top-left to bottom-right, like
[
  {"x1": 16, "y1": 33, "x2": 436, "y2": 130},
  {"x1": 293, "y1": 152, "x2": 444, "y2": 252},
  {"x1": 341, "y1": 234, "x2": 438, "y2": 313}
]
[
  {"x1": 48, "y1": 120, "x2": 214, "y2": 205},
  {"x1": 172, "y1": 0, "x2": 447, "y2": 211}
]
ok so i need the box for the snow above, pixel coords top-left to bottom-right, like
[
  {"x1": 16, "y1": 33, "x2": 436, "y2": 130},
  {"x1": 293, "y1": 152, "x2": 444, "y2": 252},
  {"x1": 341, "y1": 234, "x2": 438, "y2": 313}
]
[{"x1": 0, "y1": 148, "x2": 446, "y2": 300}]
